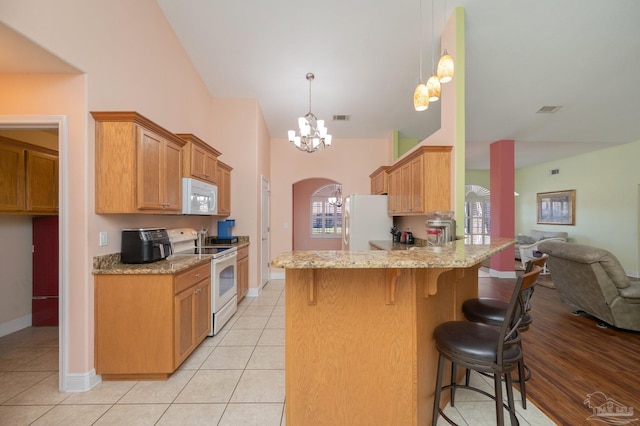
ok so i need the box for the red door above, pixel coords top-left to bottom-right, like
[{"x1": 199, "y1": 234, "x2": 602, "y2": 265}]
[{"x1": 32, "y1": 216, "x2": 59, "y2": 326}]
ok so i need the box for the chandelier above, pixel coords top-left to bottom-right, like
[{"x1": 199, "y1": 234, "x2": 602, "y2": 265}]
[
  {"x1": 328, "y1": 185, "x2": 342, "y2": 207},
  {"x1": 288, "y1": 73, "x2": 332, "y2": 153}
]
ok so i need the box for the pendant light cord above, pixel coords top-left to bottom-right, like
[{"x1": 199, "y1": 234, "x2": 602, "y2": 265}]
[{"x1": 418, "y1": 0, "x2": 423, "y2": 83}]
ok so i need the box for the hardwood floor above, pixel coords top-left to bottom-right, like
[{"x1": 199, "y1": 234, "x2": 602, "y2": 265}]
[{"x1": 480, "y1": 272, "x2": 640, "y2": 424}]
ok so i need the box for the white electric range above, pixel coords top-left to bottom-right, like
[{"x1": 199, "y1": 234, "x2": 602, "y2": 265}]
[{"x1": 168, "y1": 228, "x2": 237, "y2": 335}]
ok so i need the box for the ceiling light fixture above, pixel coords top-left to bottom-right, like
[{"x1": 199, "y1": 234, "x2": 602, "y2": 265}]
[
  {"x1": 288, "y1": 73, "x2": 332, "y2": 153},
  {"x1": 328, "y1": 185, "x2": 342, "y2": 207},
  {"x1": 437, "y1": 0, "x2": 454, "y2": 83},
  {"x1": 413, "y1": 0, "x2": 429, "y2": 111},
  {"x1": 426, "y1": 0, "x2": 441, "y2": 102}
]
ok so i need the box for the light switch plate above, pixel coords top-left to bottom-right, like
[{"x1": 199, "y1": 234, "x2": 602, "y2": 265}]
[{"x1": 99, "y1": 232, "x2": 108, "y2": 246}]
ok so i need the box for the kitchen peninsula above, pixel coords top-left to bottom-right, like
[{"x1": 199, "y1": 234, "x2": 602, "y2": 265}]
[{"x1": 271, "y1": 237, "x2": 514, "y2": 425}]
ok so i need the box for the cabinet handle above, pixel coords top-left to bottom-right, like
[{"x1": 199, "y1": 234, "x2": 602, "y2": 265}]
[{"x1": 194, "y1": 273, "x2": 200, "y2": 278}]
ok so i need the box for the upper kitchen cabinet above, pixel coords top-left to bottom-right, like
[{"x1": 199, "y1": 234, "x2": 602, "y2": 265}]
[
  {"x1": 216, "y1": 160, "x2": 232, "y2": 216},
  {"x1": 369, "y1": 166, "x2": 389, "y2": 195},
  {"x1": 386, "y1": 146, "x2": 452, "y2": 216},
  {"x1": 0, "y1": 138, "x2": 58, "y2": 214},
  {"x1": 26, "y1": 150, "x2": 58, "y2": 212},
  {"x1": 177, "y1": 133, "x2": 221, "y2": 185},
  {"x1": 91, "y1": 112, "x2": 186, "y2": 214}
]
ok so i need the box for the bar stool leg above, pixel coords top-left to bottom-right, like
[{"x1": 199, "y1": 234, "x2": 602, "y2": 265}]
[
  {"x1": 450, "y1": 362, "x2": 457, "y2": 406},
  {"x1": 432, "y1": 354, "x2": 446, "y2": 426},
  {"x1": 494, "y1": 373, "x2": 505, "y2": 426}
]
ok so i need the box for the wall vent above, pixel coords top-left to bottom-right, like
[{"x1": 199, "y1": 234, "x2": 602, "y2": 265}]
[
  {"x1": 550, "y1": 168, "x2": 560, "y2": 175},
  {"x1": 333, "y1": 115, "x2": 351, "y2": 121},
  {"x1": 537, "y1": 106, "x2": 562, "y2": 114}
]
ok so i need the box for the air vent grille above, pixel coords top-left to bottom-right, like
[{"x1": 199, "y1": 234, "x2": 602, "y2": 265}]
[
  {"x1": 550, "y1": 168, "x2": 560, "y2": 175},
  {"x1": 537, "y1": 106, "x2": 562, "y2": 114},
  {"x1": 333, "y1": 115, "x2": 351, "y2": 121}
]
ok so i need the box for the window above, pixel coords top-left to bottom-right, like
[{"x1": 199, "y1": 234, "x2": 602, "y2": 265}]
[
  {"x1": 465, "y1": 185, "x2": 491, "y2": 244},
  {"x1": 310, "y1": 184, "x2": 342, "y2": 238}
]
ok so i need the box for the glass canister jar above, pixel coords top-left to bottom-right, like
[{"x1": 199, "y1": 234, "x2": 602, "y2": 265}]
[{"x1": 426, "y1": 227, "x2": 444, "y2": 245}]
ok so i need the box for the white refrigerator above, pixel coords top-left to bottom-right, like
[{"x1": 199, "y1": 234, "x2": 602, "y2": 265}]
[{"x1": 342, "y1": 194, "x2": 393, "y2": 251}]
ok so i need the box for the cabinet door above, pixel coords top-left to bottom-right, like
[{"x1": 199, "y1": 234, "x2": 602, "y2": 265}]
[
  {"x1": 175, "y1": 287, "x2": 195, "y2": 366},
  {"x1": 237, "y1": 255, "x2": 249, "y2": 302},
  {"x1": 0, "y1": 143, "x2": 25, "y2": 211},
  {"x1": 163, "y1": 139, "x2": 183, "y2": 212},
  {"x1": 137, "y1": 127, "x2": 163, "y2": 210},
  {"x1": 410, "y1": 155, "x2": 424, "y2": 214},
  {"x1": 26, "y1": 150, "x2": 58, "y2": 212},
  {"x1": 194, "y1": 281, "x2": 211, "y2": 342},
  {"x1": 190, "y1": 144, "x2": 207, "y2": 180},
  {"x1": 217, "y1": 166, "x2": 231, "y2": 216},
  {"x1": 387, "y1": 169, "x2": 401, "y2": 215},
  {"x1": 400, "y1": 162, "x2": 412, "y2": 213},
  {"x1": 203, "y1": 152, "x2": 217, "y2": 183}
]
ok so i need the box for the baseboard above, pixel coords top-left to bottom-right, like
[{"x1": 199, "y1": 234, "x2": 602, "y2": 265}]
[
  {"x1": 62, "y1": 369, "x2": 101, "y2": 392},
  {"x1": 488, "y1": 268, "x2": 517, "y2": 279},
  {"x1": 270, "y1": 271, "x2": 285, "y2": 280},
  {"x1": 0, "y1": 314, "x2": 32, "y2": 338}
]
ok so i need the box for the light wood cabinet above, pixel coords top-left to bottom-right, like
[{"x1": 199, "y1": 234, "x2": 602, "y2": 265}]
[
  {"x1": 0, "y1": 138, "x2": 58, "y2": 214},
  {"x1": 237, "y1": 244, "x2": 249, "y2": 302},
  {"x1": 386, "y1": 146, "x2": 452, "y2": 216},
  {"x1": 369, "y1": 166, "x2": 389, "y2": 195},
  {"x1": 91, "y1": 111, "x2": 186, "y2": 214},
  {"x1": 95, "y1": 261, "x2": 211, "y2": 380},
  {"x1": 177, "y1": 133, "x2": 221, "y2": 185},
  {"x1": 216, "y1": 160, "x2": 232, "y2": 216}
]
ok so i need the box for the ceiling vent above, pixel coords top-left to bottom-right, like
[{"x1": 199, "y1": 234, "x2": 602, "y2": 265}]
[
  {"x1": 550, "y1": 168, "x2": 560, "y2": 175},
  {"x1": 536, "y1": 106, "x2": 562, "y2": 114},
  {"x1": 333, "y1": 115, "x2": 351, "y2": 121}
]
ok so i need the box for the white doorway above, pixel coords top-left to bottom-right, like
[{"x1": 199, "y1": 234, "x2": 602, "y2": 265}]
[
  {"x1": 261, "y1": 176, "x2": 270, "y2": 287},
  {"x1": 0, "y1": 115, "x2": 68, "y2": 391}
]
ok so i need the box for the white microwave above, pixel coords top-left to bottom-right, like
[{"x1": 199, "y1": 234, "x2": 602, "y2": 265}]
[{"x1": 182, "y1": 178, "x2": 218, "y2": 215}]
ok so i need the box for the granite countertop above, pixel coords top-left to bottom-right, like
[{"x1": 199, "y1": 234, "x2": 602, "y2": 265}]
[
  {"x1": 92, "y1": 254, "x2": 211, "y2": 275},
  {"x1": 92, "y1": 236, "x2": 249, "y2": 275},
  {"x1": 270, "y1": 237, "x2": 515, "y2": 269}
]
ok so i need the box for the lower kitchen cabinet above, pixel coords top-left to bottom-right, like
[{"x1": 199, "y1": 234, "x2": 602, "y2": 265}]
[
  {"x1": 94, "y1": 261, "x2": 211, "y2": 380},
  {"x1": 237, "y1": 244, "x2": 249, "y2": 302}
]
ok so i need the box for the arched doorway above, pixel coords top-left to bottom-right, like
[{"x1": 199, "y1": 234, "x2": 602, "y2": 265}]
[{"x1": 292, "y1": 178, "x2": 342, "y2": 250}]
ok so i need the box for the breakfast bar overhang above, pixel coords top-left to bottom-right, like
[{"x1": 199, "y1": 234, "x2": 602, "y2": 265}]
[{"x1": 271, "y1": 238, "x2": 514, "y2": 425}]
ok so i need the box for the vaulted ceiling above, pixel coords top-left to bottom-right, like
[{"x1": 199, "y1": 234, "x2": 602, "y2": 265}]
[{"x1": 3, "y1": 1, "x2": 639, "y2": 169}]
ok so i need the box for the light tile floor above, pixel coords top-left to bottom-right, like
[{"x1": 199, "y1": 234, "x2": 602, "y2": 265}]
[{"x1": 0, "y1": 279, "x2": 555, "y2": 425}]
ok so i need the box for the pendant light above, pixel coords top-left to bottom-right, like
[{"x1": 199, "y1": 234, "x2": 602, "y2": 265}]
[
  {"x1": 437, "y1": 0, "x2": 454, "y2": 83},
  {"x1": 413, "y1": 0, "x2": 429, "y2": 111},
  {"x1": 426, "y1": 0, "x2": 441, "y2": 102}
]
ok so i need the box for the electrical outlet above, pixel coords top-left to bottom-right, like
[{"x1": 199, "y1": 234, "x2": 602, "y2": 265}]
[{"x1": 99, "y1": 232, "x2": 108, "y2": 246}]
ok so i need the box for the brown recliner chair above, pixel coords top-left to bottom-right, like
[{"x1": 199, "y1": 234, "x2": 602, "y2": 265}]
[{"x1": 538, "y1": 240, "x2": 640, "y2": 331}]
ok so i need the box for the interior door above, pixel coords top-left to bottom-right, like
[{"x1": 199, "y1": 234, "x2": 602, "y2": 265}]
[
  {"x1": 261, "y1": 176, "x2": 270, "y2": 287},
  {"x1": 32, "y1": 215, "x2": 59, "y2": 326}
]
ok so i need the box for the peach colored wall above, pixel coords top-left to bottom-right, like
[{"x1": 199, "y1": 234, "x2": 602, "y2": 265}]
[
  {"x1": 0, "y1": 73, "x2": 88, "y2": 373},
  {"x1": 293, "y1": 178, "x2": 341, "y2": 251},
  {"x1": 271, "y1": 137, "x2": 390, "y2": 268},
  {"x1": 212, "y1": 98, "x2": 271, "y2": 291},
  {"x1": 0, "y1": 0, "x2": 216, "y2": 382}
]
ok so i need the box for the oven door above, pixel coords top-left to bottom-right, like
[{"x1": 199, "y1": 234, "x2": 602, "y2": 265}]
[{"x1": 212, "y1": 250, "x2": 237, "y2": 313}]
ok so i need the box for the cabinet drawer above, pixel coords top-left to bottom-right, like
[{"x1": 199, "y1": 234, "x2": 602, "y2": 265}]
[
  {"x1": 175, "y1": 262, "x2": 210, "y2": 294},
  {"x1": 237, "y1": 245, "x2": 249, "y2": 260}
]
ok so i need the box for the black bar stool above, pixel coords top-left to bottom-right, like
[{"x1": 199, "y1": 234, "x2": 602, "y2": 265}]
[
  {"x1": 432, "y1": 266, "x2": 542, "y2": 425},
  {"x1": 461, "y1": 255, "x2": 547, "y2": 409}
]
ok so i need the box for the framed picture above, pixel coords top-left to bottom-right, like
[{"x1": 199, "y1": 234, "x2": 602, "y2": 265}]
[{"x1": 537, "y1": 190, "x2": 575, "y2": 225}]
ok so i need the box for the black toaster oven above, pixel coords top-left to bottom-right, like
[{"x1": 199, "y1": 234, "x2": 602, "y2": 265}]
[{"x1": 121, "y1": 228, "x2": 172, "y2": 264}]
